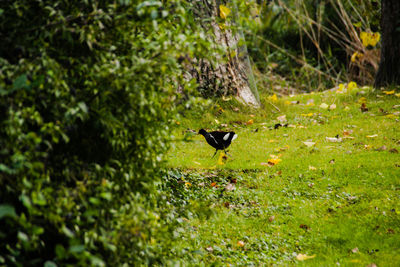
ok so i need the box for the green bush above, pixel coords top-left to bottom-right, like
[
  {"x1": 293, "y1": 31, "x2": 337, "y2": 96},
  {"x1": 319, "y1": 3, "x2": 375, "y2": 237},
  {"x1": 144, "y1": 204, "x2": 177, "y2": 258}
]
[{"x1": 0, "y1": 1, "x2": 211, "y2": 265}]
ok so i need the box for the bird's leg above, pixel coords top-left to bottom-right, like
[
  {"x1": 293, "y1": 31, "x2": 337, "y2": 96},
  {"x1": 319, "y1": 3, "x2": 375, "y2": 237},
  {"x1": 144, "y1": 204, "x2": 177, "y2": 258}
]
[
  {"x1": 224, "y1": 149, "x2": 231, "y2": 157},
  {"x1": 211, "y1": 150, "x2": 218, "y2": 158}
]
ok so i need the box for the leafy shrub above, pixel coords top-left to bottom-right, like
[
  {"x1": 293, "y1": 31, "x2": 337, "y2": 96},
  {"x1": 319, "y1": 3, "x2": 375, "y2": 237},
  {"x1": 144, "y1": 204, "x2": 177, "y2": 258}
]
[{"x1": 0, "y1": 1, "x2": 211, "y2": 265}]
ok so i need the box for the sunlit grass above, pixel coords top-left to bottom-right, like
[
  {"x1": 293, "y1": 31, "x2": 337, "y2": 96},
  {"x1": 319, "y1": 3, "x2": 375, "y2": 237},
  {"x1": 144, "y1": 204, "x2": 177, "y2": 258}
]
[{"x1": 166, "y1": 87, "x2": 400, "y2": 265}]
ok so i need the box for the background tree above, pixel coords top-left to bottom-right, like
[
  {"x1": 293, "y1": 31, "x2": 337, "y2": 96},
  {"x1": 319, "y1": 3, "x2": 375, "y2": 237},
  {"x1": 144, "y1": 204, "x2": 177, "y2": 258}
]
[
  {"x1": 374, "y1": 0, "x2": 400, "y2": 88},
  {"x1": 188, "y1": 0, "x2": 260, "y2": 106}
]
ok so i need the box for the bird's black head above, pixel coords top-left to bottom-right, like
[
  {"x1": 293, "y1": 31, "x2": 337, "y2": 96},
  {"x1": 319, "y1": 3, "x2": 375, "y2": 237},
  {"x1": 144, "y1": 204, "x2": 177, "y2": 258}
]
[{"x1": 198, "y1": 129, "x2": 207, "y2": 136}]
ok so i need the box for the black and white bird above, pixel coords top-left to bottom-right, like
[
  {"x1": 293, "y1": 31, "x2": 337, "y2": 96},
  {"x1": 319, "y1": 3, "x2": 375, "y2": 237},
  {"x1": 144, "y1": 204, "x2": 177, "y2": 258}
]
[{"x1": 198, "y1": 129, "x2": 238, "y2": 158}]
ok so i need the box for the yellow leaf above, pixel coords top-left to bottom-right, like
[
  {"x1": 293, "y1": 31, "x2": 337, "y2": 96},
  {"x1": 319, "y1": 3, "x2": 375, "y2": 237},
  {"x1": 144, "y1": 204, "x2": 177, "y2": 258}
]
[
  {"x1": 301, "y1": 113, "x2": 313, "y2": 117},
  {"x1": 217, "y1": 151, "x2": 227, "y2": 165},
  {"x1": 237, "y1": 240, "x2": 245, "y2": 247},
  {"x1": 267, "y1": 158, "x2": 282, "y2": 166},
  {"x1": 348, "y1": 81, "x2": 357, "y2": 90},
  {"x1": 219, "y1": 5, "x2": 231, "y2": 19},
  {"x1": 395, "y1": 93, "x2": 400, "y2": 98},
  {"x1": 296, "y1": 254, "x2": 316, "y2": 261},
  {"x1": 351, "y1": 52, "x2": 363, "y2": 62},
  {"x1": 185, "y1": 182, "x2": 192, "y2": 187},
  {"x1": 268, "y1": 94, "x2": 278, "y2": 103},
  {"x1": 383, "y1": 90, "x2": 395, "y2": 95},
  {"x1": 360, "y1": 31, "x2": 380, "y2": 47},
  {"x1": 369, "y1": 32, "x2": 380, "y2": 47},
  {"x1": 360, "y1": 31, "x2": 370, "y2": 47},
  {"x1": 358, "y1": 97, "x2": 367, "y2": 104},
  {"x1": 246, "y1": 119, "x2": 254, "y2": 125}
]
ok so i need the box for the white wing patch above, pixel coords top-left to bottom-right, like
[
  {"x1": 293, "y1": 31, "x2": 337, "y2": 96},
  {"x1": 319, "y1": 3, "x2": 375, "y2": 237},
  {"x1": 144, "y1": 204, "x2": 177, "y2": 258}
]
[
  {"x1": 223, "y1": 133, "x2": 230, "y2": 141},
  {"x1": 209, "y1": 134, "x2": 219, "y2": 145},
  {"x1": 231, "y1": 134, "x2": 238, "y2": 141}
]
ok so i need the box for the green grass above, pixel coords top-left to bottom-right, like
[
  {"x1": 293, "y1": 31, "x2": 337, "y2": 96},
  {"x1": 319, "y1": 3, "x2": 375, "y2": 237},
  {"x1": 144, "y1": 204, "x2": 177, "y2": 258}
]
[{"x1": 165, "y1": 87, "x2": 400, "y2": 265}]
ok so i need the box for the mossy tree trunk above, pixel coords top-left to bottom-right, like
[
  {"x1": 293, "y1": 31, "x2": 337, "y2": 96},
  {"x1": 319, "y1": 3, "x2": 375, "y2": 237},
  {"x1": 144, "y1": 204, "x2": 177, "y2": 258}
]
[
  {"x1": 374, "y1": 0, "x2": 400, "y2": 88},
  {"x1": 189, "y1": 0, "x2": 260, "y2": 107}
]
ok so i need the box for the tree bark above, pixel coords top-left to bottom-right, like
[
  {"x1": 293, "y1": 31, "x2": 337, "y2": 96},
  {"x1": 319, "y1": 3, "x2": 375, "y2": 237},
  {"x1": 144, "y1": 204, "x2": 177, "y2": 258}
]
[
  {"x1": 189, "y1": 0, "x2": 260, "y2": 107},
  {"x1": 374, "y1": 0, "x2": 400, "y2": 88}
]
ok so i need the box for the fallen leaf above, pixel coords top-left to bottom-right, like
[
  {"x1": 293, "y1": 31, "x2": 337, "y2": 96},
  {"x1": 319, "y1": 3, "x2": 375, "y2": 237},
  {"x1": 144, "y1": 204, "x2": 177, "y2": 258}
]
[
  {"x1": 205, "y1": 246, "x2": 214, "y2": 252},
  {"x1": 219, "y1": 5, "x2": 231, "y2": 19},
  {"x1": 222, "y1": 96, "x2": 231, "y2": 101},
  {"x1": 366, "y1": 134, "x2": 378, "y2": 138},
  {"x1": 225, "y1": 183, "x2": 235, "y2": 192},
  {"x1": 274, "y1": 145, "x2": 290, "y2": 152},
  {"x1": 300, "y1": 224, "x2": 310, "y2": 230},
  {"x1": 246, "y1": 119, "x2": 254, "y2": 125},
  {"x1": 348, "y1": 81, "x2": 358, "y2": 90},
  {"x1": 217, "y1": 151, "x2": 227, "y2": 165},
  {"x1": 303, "y1": 141, "x2": 316, "y2": 147},
  {"x1": 185, "y1": 182, "x2": 192, "y2": 187},
  {"x1": 268, "y1": 94, "x2": 278, "y2": 103},
  {"x1": 375, "y1": 145, "x2": 387, "y2": 151},
  {"x1": 383, "y1": 90, "x2": 395, "y2": 95},
  {"x1": 326, "y1": 136, "x2": 343, "y2": 143},
  {"x1": 309, "y1": 166, "x2": 317, "y2": 171},
  {"x1": 301, "y1": 113, "x2": 314, "y2": 117},
  {"x1": 389, "y1": 148, "x2": 399, "y2": 153},
  {"x1": 320, "y1": 103, "x2": 329, "y2": 109},
  {"x1": 296, "y1": 253, "x2": 316, "y2": 261},
  {"x1": 387, "y1": 228, "x2": 395, "y2": 234},
  {"x1": 237, "y1": 241, "x2": 245, "y2": 247},
  {"x1": 267, "y1": 158, "x2": 282, "y2": 166},
  {"x1": 343, "y1": 130, "x2": 353, "y2": 136},
  {"x1": 358, "y1": 97, "x2": 367, "y2": 104},
  {"x1": 360, "y1": 103, "x2": 368, "y2": 112},
  {"x1": 277, "y1": 115, "x2": 287, "y2": 122},
  {"x1": 210, "y1": 182, "x2": 217, "y2": 187},
  {"x1": 269, "y1": 215, "x2": 275, "y2": 222}
]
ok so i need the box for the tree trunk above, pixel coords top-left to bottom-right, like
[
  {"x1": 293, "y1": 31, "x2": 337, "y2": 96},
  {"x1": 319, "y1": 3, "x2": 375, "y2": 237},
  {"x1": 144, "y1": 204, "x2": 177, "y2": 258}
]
[
  {"x1": 189, "y1": 0, "x2": 260, "y2": 107},
  {"x1": 374, "y1": 0, "x2": 400, "y2": 88}
]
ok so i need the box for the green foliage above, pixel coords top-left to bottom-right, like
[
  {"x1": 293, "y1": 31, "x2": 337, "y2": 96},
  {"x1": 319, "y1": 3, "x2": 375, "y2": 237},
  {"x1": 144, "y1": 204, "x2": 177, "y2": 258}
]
[{"x1": 0, "y1": 0, "x2": 212, "y2": 265}]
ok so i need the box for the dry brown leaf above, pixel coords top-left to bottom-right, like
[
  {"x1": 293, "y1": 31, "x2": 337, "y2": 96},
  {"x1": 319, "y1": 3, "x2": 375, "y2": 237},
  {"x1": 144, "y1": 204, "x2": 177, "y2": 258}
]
[{"x1": 237, "y1": 241, "x2": 245, "y2": 247}]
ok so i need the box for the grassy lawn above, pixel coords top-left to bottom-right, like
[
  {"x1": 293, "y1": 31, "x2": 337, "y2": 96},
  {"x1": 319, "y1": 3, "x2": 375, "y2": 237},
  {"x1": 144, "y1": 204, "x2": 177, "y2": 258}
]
[{"x1": 166, "y1": 86, "x2": 400, "y2": 265}]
